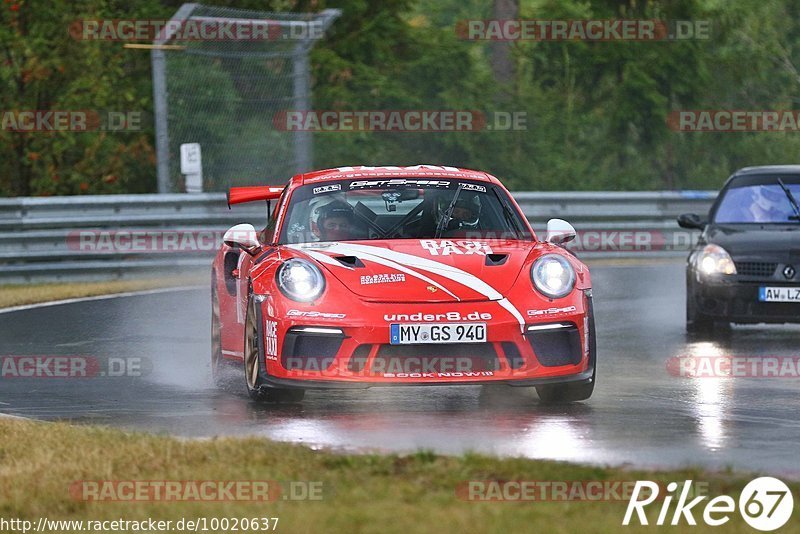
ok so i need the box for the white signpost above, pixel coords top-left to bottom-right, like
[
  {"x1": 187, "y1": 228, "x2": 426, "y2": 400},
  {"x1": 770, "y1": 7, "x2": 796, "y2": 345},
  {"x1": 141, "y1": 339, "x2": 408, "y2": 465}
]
[{"x1": 180, "y1": 142, "x2": 203, "y2": 193}]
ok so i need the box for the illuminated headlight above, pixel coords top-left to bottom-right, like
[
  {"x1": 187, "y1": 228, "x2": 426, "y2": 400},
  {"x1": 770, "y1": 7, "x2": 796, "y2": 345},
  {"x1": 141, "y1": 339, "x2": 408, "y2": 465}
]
[
  {"x1": 696, "y1": 244, "x2": 737, "y2": 275},
  {"x1": 531, "y1": 254, "x2": 576, "y2": 299},
  {"x1": 276, "y1": 259, "x2": 325, "y2": 302}
]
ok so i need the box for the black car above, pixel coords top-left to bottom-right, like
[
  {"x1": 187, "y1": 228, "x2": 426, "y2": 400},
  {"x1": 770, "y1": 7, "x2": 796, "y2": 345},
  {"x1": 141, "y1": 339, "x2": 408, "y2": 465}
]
[{"x1": 678, "y1": 165, "x2": 800, "y2": 333}]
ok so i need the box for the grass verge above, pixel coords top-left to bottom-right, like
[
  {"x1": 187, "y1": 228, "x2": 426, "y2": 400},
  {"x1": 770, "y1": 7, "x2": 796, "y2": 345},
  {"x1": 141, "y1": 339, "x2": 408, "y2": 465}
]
[
  {"x1": 0, "y1": 418, "x2": 797, "y2": 533},
  {"x1": 0, "y1": 276, "x2": 205, "y2": 309}
]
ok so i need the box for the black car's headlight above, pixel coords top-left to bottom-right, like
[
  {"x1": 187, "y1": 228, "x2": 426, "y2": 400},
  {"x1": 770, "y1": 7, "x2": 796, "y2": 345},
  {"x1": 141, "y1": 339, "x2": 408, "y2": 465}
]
[
  {"x1": 696, "y1": 244, "x2": 737, "y2": 275},
  {"x1": 531, "y1": 254, "x2": 576, "y2": 299},
  {"x1": 276, "y1": 258, "x2": 326, "y2": 302}
]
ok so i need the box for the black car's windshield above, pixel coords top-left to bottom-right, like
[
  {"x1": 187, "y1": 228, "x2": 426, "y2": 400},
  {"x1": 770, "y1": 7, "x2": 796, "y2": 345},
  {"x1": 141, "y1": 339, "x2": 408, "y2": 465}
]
[
  {"x1": 279, "y1": 178, "x2": 531, "y2": 244},
  {"x1": 714, "y1": 177, "x2": 800, "y2": 224}
]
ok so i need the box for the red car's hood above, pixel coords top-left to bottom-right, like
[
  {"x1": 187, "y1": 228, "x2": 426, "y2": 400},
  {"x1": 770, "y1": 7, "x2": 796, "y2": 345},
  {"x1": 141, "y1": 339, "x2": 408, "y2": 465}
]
[{"x1": 287, "y1": 239, "x2": 534, "y2": 303}]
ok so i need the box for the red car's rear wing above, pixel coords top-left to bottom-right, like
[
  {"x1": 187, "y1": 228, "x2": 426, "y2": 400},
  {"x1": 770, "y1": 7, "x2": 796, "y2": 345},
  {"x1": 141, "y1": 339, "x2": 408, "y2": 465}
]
[{"x1": 227, "y1": 186, "x2": 284, "y2": 208}]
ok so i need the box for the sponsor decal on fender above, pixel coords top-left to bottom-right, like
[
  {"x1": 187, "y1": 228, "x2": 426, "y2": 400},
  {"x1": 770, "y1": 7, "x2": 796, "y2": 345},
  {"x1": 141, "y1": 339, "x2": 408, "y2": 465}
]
[
  {"x1": 264, "y1": 320, "x2": 278, "y2": 360},
  {"x1": 527, "y1": 305, "x2": 577, "y2": 317},
  {"x1": 360, "y1": 273, "x2": 406, "y2": 285},
  {"x1": 286, "y1": 310, "x2": 346, "y2": 319},
  {"x1": 419, "y1": 240, "x2": 493, "y2": 256}
]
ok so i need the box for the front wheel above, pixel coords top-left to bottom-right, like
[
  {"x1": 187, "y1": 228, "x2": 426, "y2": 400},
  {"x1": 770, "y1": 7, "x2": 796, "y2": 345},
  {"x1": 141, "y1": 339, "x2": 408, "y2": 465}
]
[
  {"x1": 210, "y1": 280, "x2": 229, "y2": 387},
  {"x1": 686, "y1": 282, "x2": 713, "y2": 334},
  {"x1": 243, "y1": 297, "x2": 305, "y2": 403},
  {"x1": 686, "y1": 277, "x2": 728, "y2": 335}
]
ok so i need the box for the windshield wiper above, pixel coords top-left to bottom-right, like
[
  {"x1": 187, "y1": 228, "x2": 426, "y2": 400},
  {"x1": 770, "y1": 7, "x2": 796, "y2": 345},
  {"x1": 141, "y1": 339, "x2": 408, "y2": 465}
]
[
  {"x1": 434, "y1": 184, "x2": 463, "y2": 238},
  {"x1": 492, "y1": 188, "x2": 523, "y2": 240},
  {"x1": 777, "y1": 178, "x2": 800, "y2": 221}
]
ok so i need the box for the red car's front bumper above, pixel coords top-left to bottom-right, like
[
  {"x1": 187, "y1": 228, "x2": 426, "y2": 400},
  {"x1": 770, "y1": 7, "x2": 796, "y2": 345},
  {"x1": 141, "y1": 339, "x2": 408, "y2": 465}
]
[{"x1": 257, "y1": 293, "x2": 594, "y2": 389}]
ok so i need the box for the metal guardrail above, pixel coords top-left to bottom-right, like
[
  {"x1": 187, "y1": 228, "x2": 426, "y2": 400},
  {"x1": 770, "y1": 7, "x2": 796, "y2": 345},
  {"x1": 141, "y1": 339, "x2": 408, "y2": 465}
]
[{"x1": 0, "y1": 191, "x2": 716, "y2": 283}]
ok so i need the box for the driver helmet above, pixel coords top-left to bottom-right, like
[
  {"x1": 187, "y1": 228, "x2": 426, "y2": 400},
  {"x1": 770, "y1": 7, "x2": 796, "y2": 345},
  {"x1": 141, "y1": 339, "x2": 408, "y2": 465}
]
[{"x1": 312, "y1": 200, "x2": 355, "y2": 241}]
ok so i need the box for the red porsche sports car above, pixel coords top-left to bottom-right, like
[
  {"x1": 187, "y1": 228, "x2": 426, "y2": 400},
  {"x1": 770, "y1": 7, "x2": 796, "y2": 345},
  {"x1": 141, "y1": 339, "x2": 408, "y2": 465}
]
[{"x1": 211, "y1": 165, "x2": 596, "y2": 403}]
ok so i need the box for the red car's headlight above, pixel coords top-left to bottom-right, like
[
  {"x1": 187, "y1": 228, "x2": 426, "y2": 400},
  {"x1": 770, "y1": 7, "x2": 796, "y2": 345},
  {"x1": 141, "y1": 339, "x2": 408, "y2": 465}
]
[
  {"x1": 276, "y1": 259, "x2": 326, "y2": 302},
  {"x1": 530, "y1": 254, "x2": 576, "y2": 299}
]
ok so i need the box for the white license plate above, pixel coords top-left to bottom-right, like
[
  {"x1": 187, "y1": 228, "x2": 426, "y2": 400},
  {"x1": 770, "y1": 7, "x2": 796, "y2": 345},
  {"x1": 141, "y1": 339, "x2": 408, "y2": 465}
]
[
  {"x1": 389, "y1": 323, "x2": 487, "y2": 345},
  {"x1": 759, "y1": 287, "x2": 800, "y2": 302}
]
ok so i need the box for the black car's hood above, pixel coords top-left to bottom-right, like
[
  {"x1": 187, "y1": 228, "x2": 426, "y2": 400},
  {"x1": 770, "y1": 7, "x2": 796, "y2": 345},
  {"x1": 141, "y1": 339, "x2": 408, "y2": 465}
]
[{"x1": 705, "y1": 224, "x2": 800, "y2": 260}]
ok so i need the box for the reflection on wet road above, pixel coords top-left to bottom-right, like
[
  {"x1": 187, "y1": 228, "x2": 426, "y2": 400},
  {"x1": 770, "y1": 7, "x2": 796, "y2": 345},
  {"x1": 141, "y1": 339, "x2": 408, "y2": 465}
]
[{"x1": 1, "y1": 261, "x2": 799, "y2": 475}]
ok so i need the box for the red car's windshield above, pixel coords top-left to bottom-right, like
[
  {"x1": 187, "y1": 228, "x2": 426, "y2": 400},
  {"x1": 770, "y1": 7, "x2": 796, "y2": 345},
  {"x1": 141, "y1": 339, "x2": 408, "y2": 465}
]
[{"x1": 279, "y1": 178, "x2": 531, "y2": 244}]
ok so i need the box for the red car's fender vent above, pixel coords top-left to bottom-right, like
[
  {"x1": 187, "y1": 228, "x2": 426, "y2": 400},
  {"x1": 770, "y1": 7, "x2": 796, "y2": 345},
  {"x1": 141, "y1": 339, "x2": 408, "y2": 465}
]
[
  {"x1": 485, "y1": 253, "x2": 509, "y2": 266},
  {"x1": 333, "y1": 255, "x2": 365, "y2": 268}
]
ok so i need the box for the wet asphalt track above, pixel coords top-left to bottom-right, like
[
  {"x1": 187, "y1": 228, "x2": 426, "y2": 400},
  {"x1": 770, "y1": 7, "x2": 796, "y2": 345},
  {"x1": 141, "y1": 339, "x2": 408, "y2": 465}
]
[{"x1": 1, "y1": 260, "x2": 799, "y2": 476}]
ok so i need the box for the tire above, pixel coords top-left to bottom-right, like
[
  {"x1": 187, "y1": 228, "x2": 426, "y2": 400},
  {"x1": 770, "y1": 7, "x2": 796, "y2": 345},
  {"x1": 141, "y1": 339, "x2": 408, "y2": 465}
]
[
  {"x1": 685, "y1": 275, "x2": 725, "y2": 335},
  {"x1": 686, "y1": 292, "x2": 714, "y2": 334},
  {"x1": 243, "y1": 296, "x2": 305, "y2": 403},
  {"x1": 210, "y1": 279, "x2": 227, "y2": 387},
  {"x1": 536, "y1": 300, "x2": 596, "y2": 403}
]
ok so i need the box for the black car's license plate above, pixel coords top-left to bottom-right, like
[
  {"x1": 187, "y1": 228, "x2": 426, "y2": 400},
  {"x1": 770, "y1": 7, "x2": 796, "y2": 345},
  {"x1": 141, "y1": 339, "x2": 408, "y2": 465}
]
[{"x1": 759, "y1": 287, "x2": 800, "y2": 302}]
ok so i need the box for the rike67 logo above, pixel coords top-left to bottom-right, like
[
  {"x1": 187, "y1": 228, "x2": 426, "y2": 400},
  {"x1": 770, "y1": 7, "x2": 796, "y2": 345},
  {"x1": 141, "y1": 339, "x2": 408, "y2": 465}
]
[{"x1": 623, "y1": 477, "x2": 794, "y2": 531}]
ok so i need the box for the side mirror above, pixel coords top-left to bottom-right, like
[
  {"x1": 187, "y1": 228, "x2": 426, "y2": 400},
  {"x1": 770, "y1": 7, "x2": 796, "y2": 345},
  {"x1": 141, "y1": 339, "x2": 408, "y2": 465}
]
[
  {"x1": 545, "y1": 218, "x2": 576, "y2": 245},
  {"x1": 223, "y1": 223, "x2": 261, "y2": 255},
  {"x1": 677, "y1": 213, "x2": 707, "y2": 230}
]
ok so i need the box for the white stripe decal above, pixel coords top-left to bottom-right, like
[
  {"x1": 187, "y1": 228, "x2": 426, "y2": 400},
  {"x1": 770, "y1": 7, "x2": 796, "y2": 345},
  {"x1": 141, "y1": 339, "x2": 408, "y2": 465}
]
[
  {"x1": 334, "y1": 242, "x2": 501, "y2": 296},
  {"x1": 290, "y1": 245, "x2": 458, "y2": 300},
  {"x1": 497, "y1": 298, "x2": 526, "y2": 330},
  {"x1": 333, "y1": 250, "x2": 459, "y2": 300},
  {"x1": 298, "y1": 242, "x2": 526, "y2": 331}
]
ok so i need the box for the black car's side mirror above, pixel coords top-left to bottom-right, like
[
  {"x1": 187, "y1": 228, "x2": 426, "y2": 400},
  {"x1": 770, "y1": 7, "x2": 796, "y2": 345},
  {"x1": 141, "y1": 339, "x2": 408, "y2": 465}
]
[{"x1": 677, "y1": 213, "x2": 707, "y2": 230}]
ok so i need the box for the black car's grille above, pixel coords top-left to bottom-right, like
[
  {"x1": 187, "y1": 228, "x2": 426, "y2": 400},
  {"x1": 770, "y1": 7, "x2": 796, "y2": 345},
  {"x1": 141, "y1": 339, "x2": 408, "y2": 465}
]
[{"x1": 735, "y1": 262, "x2": 778, "y2": 277}]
